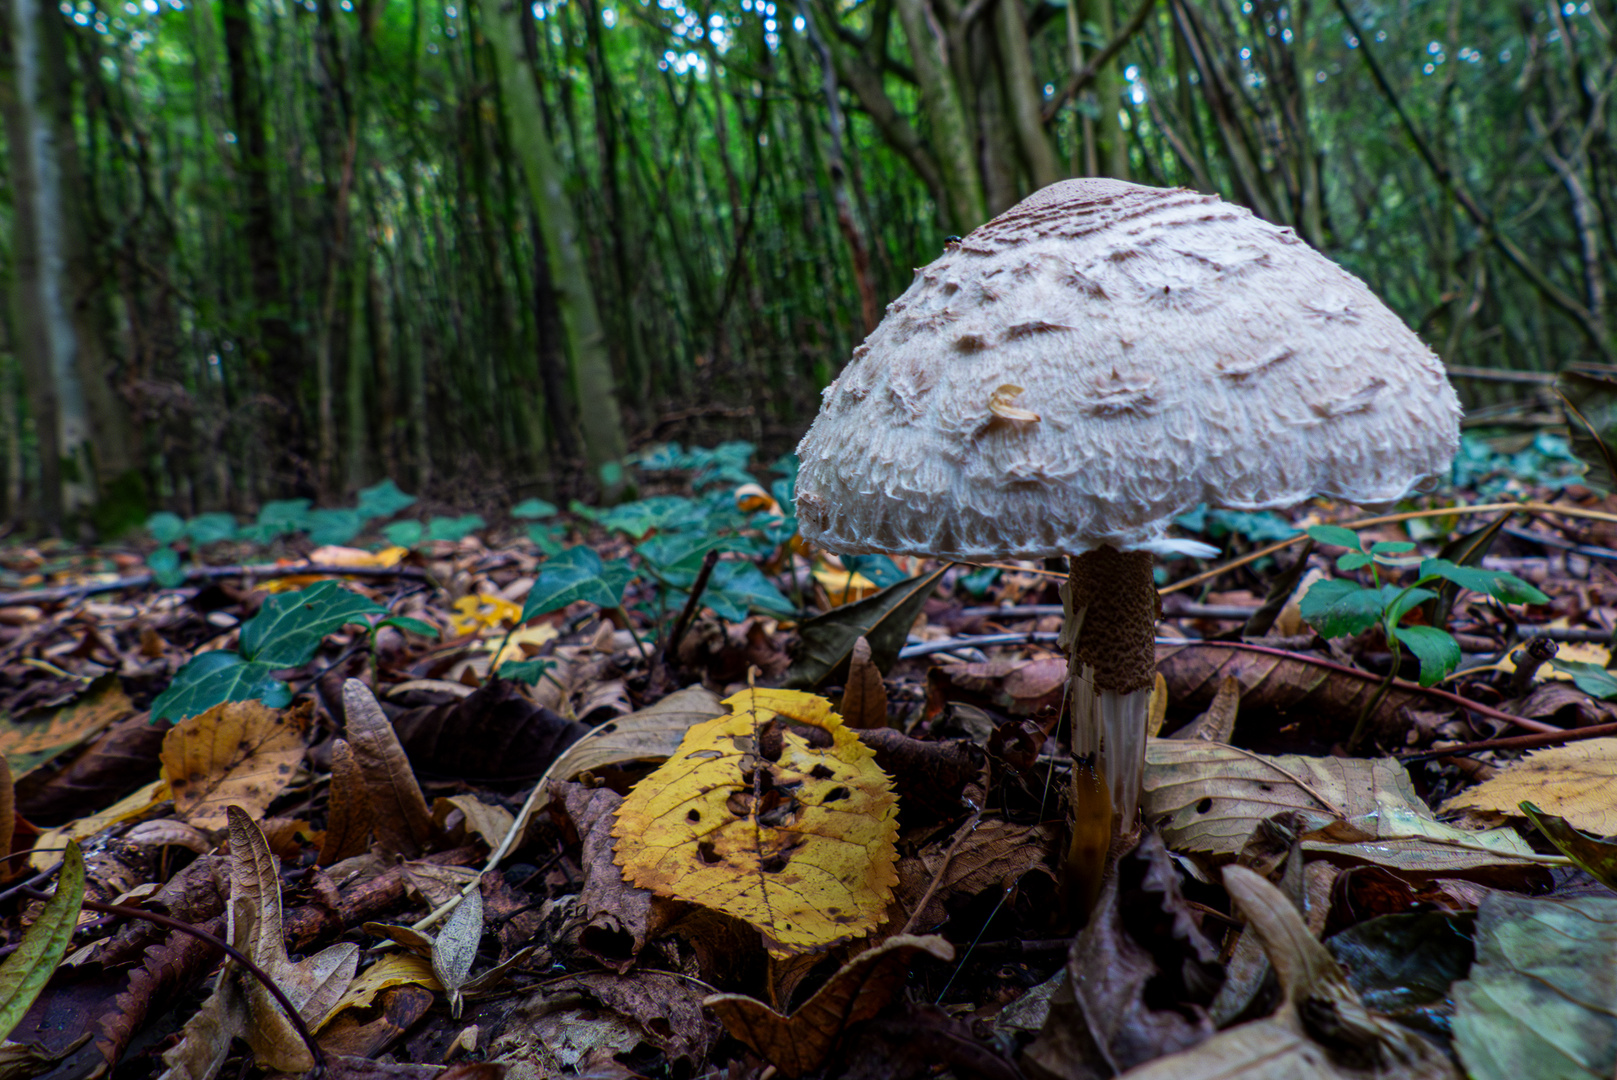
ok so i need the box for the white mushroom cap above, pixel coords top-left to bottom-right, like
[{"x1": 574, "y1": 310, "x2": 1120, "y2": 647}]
[{"x1": 794, "y1": 179, "x2": 1462, "y2": 561}]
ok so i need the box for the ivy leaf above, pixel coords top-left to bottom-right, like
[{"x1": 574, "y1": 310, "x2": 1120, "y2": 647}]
[
  {"x1": 1298, "y1": 579, "x2": 1384, "y2": 639},
  {"x1": 511, "y1": 497, "x2": 557, "y2": 520},
  {"x1": 305, "y1": 508, "x2": 365, "y2": 546},
  {"x1": 239, "y1": 581, "x2": 387, "y2": 667},
  {"x1": 698, "y1": 561, "x2": 796, "y2": 622},
  {"x1": 147, "y1": 547, "x2": 185, "y2": 588},
  {"x1": 426, "y1": 514, "x2": 486, "y2": 542},
  {"x1": 637, "y1": 532, "x2": 737, "y2": 578},
  {"x1": 376, "y1": 616, "x2": 440, "y2": 639},
  {"x1": 238, "y1": 499, "x2": 314, "y2": 544},
  {"x1": 146, "y1": 511, "x2": 186, "y2": 545},
  {"x1": 384, "y1": 521, "x2": 424, "y2": 548},
  {"x1": 150, "y1": 653, "x2": 292, "y2": 723},
  {"x1": 185, "y1": 512, "x2": 238, "y2": 546},
  {"x1": 521, "y1": 547, "x2": 633, "y2": 620},
  {"x1": 1548, "y1": 658, "x2": 1617, "y2": 699},
  {"x1": 1392, "y1": 625, "x2": 1463, "y2": 686},
  {"x1": 356, "y1": 479, "x2": 417, "y2": 520},
  {"x1": 1418, "y1": 559, "x2": 1550, "y2": 605},
  {"x1": 1306, "y1": 524, "x2": 1363, "y2": 550},
  {"x1": 498, "y1": 658, "x2": 555, "y2": 687},
  {"x1": 841, "y1": 554, "x2": 905, "y2": 588},
  {"x1": 526, "y1": 523, "x2": 565, "y2": 556}
]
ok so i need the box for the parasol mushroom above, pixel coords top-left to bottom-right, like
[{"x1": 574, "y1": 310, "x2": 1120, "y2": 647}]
[{"x1": 793, "y1": 178, "x2": 1461, "y2": 906}]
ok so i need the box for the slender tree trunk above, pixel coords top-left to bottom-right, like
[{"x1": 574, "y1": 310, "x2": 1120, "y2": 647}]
[
  {"x1": 995, "y1": 0, "x2": 1059, "y2": 190},
  {"x1": 484, "y1": 0, "x2": 626, "y2": 481},
  {"x1": 893, "y1": 0, "x2": 986, "y2": 229}
]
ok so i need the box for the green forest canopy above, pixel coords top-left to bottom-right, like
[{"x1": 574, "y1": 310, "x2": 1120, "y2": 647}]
[{"x1": 1, "y1": 0, "x2": 1612, "y2": 533}]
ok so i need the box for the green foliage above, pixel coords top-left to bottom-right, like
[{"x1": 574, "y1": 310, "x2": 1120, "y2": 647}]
[
  {"x1": 152, "y1": 581, "x2": 388, "y2": 721},
  {"x1": 0, "y1": 841, "x2": 85, "y2": 1042},
  {"x1": 499, "y1": 658, "x2": 556, "y2": 686},
  {"x1": 511, "y1": 498, "x2": 558, "y2": 520},
  {"x1": 1299, "y1": 525, "x2": 1548, "y2": 686},
  {"x1": 356, "y1": 479, "x2": 418, "y2": 519},
  {"x1": 1547, "y1": 658, "x2": 1617, "y2": 699},
  {"x1": 1174, "y1": 505, "x2": 1299, "y2": 546},
  {"x1": 521, "y1": 546, "x2": 636, "y2": 621},
  {"x1": 425, "y1": 515, "x2": 486, "y2": 542}
]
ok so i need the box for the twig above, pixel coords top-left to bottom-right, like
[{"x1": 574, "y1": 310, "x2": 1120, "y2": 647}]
[
  {"x1": 661, "y1": 550, "x2": 721, "y2": 667},
  {"x1": 1400, "y1": 720, "x2": 1617, "y2": 762},
  {"x1": 0, "y1": 561, "x2": 430, "y2": 608},
  {"x1": 15, "y1": 886, "x2": 326, "y2": 1077},
  {"x1": 1041, "y1": 0, "x2": 1161, "y2": 122}
]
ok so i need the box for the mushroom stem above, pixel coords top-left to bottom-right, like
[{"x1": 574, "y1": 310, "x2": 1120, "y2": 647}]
[{"x1": 1059, "y1": 547, "x2": 1158, "y2": 910}]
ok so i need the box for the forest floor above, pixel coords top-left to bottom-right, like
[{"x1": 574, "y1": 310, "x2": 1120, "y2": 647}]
[{"x1": 1, "y1": 436, "x2": 1616, "y2": 1080}]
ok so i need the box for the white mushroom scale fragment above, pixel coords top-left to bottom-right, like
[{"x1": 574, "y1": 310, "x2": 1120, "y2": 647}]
[{"x1": 794, "y1": 178, "x2": 1462, "y2": 912}]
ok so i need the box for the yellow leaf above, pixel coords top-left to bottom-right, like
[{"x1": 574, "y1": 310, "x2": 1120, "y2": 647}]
[
  {"x1": 0, "y1": 676, "x2": 134, "y2": 775},
  {"x1": 480, "y1": 623, "x2": 558, "y2": 667},
  {"x1": 735, "y1": 483, "x2": 783, "y2": 517},
  {"x1": 811, "y1": 558, "x2": 878, "y2": 608},
  {"x1": 307, "y1": 545, "x2": 409, "y2": 569},
  {"x1": 160, "y1": 701, "x2": 310, "y2": 830},
  {"x1": 32, "y1": 778, "x2": 168, "y2": 870},
  {"x1": 1443, "y1": 737, "x2": 1617, "y2": 835},
  {"x1": 314, "y1": 953, "x2": 441, "y2": 1031},
  {"x1": 612, "y1": 687, "x2": 899, "y2": 957},
  {"x1": 449, "y1": 594, "x2": 523, "y2": 636}
]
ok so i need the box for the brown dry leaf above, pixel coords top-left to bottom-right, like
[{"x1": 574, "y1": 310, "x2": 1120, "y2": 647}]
[
  {"x1": 432, "y1": 886, "x2": 485, "y2": 1019},
  {"x1": 1175, "y1": 676, "x2": 1239, "y2": 742},
  {"x1": 613, "y1": 687, "x2": 900, "y2": 957},
  {"x1": 317, "y1": 985, "x2": 435, "y2": 1060},
  {"x1": 1144, "y1": 738, "x2": 1547, "y2": 872},
  {"x1": 319, "y1": 739, "x2": 374, "y2": 866},
  {"x1": 1444, "y1": 737, "x2": 1617, "y2": 835},
  {"x1": 434, "y1": 795, "x2": 516, "y2": 850},
  {"x1": 839, "y1": 637, "x2": 889, "y2": 729},
  {"x1": 158, "y1": 970, "x2": 251, "y2": 1080},
  {"x1": 342, "y1": 679, "x2": 436, "y2": 857},
  {"x1": 891, "y1": 818, "x2": 1056, "y2": 934},
  {"x1": 400, "y1": 861, "x2": 480, "y2": 908},
  {"x1": 225, "y1": 806, "x2": 360, "y2": 1069},
  {"x1": 1156, "y1": 642, "x2": 1424, "y2": 739},
  {"x1": 1113, "y1": 866, "x2": 1458, "y2": 1080},
  {"x1": 159, "y1": 700, "x2": 309, "y2": 829},
  {"x1": 390, "y1": 679, "x2": 587, "y2": 782},
  {"x1": 0, "y1": 675, "x2": 134, "y2": 775},
  {"x1": 705, "y1": 934, "x2": 952, "y2": 1078}
]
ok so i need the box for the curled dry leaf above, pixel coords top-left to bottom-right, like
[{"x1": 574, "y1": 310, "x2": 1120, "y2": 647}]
[
  {"x1": 433, "y1": 886, "x2": 484, "y2": 1019},
  {"x1": 1444, "y1": 737, "x2": 1617, "y2": 836},
  {"x1": 890, "y1": 818, "x2": 1056, "y2": 934},
  {"x1": 838, "y1": 637, "x2": 889, "y2": 730},
  {"x1": 705, "y1": 934, "x2": 953, "y2": 1078},
  {"x1": 159, "y1": 700, "x2": 310, "y2": 830},
  {"x1": 319, "y1": 738, "x2": 373, "y2": 866},
  {"x1": 31, "y1": 778, "x2": 168, "y2": 871},
  {"x1": 342, "y1": 679, "x2": 436, "y2": 857},
  {"x1": 613, "y1": 687, "x2": 900, "y2": 957},
  {"x1": 390, "y1": 679, "x2": 587, "y2": 782},
  {"x1": 1144, "y1": 739, "x2": 1545, "y2": 873},
  {"x1": 1113, "y1": 866, "x2": 1458, "y2": 1080}
]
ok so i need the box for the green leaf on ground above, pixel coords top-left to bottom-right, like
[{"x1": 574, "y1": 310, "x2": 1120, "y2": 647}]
[
  {"x1": 1453, "y1": 891, "x2": 1617, "y2": 1080},
  {"x1": 698, "y1": 561, "x2": 795, "y2": 622},
  {"x1": 185, "y1": 512, "x2": 238, "y2": 546},
  {"x1": 426, "y1": 514, "x2": 486, "y2": 542},
  {"x1": 384, "y1": 521, "x2": 425, "y2": 548},
  {"x1": 511, "y1": 498, "x2": 557, "y2": 520},
  {"x1": 787, "y1": 566, "x2": 948, "y2": 687},
  {"x1": 150, "y1": 653, "x2": 292, "y2": 722},
  {"x1": 306, "y1": 508, "x2": 365, "y2": 546},
  {"x1": 357, "y1": 479, "x2": 417, "y2": 520},
  {"x1": 1548, "y1": 658, "x2": 1617, "y2": 699},
  {"x1": 146, "y1": 511, "x2": 185, "y2": 545},
  {"x1": 239, "y1": 581, "x2": 388, "y2": 667},
  {"x1": 0, "y1": 841, "x2": 85, "y2": 1042},
  {"x1": 1298, "y1": 578, "x2": 1384, "y2": 639},
  {"x1": 147, "y1": 548, "x2": 185, "y2": 588},
  {"x1": 522, "y1": 547, "x2": 634, "y2": 620},
  {"x1": 1419, "y1": 558, "x2": 1550, "y2": 606}
]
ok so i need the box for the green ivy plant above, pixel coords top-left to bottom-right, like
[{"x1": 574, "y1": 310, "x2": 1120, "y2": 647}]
[{"x1": 151, "y1": 580, "x2": 435, "y2": 721}]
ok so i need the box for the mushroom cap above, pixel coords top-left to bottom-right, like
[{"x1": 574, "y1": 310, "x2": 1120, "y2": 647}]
[{"x1": 794, "y1": 179, "x2": 1462, "y2": 561}]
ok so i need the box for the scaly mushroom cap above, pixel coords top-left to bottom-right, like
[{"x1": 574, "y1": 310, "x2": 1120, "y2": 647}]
[{"x1": 794, "y1": 179, "x2": 1462, "y2": 560}]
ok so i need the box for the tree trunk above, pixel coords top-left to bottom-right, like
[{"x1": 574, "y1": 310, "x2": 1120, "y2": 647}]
[
  {"x1": 484, "y1": 0, "x2": 626, "y2": 481},
  {"x1": 893, "y1": 0, "x2": 986, "y2": 230}
]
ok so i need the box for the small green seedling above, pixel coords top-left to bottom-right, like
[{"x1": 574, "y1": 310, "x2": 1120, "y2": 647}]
[{"x1": 1298, "y1": 524, "x2": 1549, "y2": 744}]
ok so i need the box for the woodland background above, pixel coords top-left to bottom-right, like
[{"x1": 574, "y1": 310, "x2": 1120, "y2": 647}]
[{"x1": 1, "y1": 0, "x2": 1614, "y2": 534}]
